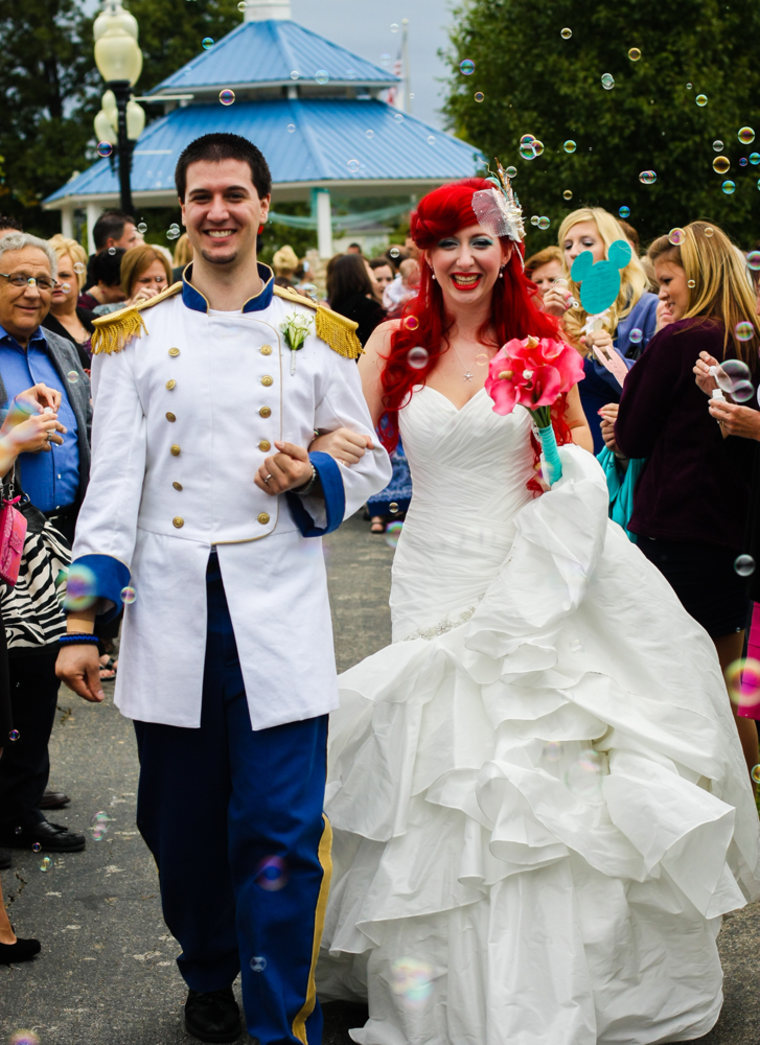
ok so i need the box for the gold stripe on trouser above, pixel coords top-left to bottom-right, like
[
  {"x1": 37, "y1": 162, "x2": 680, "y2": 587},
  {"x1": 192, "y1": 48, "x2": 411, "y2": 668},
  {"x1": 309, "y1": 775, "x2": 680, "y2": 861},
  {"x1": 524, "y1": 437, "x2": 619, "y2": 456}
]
[{"x1": 291, "y1": 813, "x2": 333, "y2": 1044}]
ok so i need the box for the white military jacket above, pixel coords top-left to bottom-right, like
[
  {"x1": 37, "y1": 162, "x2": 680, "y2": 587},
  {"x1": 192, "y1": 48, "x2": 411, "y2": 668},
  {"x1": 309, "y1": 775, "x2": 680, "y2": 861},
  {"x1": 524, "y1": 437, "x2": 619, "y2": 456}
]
[{"x1": 71, "y1": 270, "x2": 391, "y2": 730}]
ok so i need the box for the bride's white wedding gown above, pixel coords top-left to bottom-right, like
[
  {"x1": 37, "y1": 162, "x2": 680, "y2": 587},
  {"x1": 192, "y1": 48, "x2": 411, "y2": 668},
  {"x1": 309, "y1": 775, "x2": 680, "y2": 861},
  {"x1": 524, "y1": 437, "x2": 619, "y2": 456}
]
[{"x1": 319, "y1": 385, "x2": 760, "y2": 1045}]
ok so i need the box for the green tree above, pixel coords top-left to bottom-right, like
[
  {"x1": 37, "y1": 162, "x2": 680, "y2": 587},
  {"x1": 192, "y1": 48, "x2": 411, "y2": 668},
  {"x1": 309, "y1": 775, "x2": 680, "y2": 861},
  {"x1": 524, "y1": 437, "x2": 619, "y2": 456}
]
[
  {"x1": 0, "y1": 0, "x2": 240, "y2": 235},
  {"x1": 443, "y1": 0, "x2": 760, "y2": 249},
  {"x1": 0, "y1": 0, "x2": 100, "y2": 233}
]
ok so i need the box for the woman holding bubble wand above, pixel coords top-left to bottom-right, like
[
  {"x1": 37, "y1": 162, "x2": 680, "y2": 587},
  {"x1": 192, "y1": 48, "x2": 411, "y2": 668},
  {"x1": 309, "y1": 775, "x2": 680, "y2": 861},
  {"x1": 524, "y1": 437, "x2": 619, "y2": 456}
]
[
  {"x1": 315, "y1": 182, "x2": 760, "y2": 1045},
  {"x1": 613, "y1": 220, "x2": 760, "y2": 774}
]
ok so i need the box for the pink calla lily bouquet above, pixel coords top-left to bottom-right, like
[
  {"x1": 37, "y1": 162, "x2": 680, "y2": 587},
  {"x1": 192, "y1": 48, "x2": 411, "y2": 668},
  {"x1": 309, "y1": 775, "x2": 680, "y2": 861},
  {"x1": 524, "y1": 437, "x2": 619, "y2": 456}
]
[{"x1": 485, "y1": 335, "x2": 584, "y2": 483}]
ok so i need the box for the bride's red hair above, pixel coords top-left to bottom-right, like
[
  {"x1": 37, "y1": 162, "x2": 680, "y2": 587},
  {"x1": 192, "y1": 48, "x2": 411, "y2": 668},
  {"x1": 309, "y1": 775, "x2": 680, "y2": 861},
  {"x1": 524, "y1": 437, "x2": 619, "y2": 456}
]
[{"x1": 379, "y1": 178, "x2": 565, "y2": 451}]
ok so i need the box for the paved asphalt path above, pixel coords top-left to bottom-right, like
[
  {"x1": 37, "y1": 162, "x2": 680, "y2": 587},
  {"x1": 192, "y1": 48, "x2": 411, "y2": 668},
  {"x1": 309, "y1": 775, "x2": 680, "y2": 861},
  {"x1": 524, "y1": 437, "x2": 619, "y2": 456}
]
[{"x1": 1, "y1": 513, "x2": 759, "y2": 1044}]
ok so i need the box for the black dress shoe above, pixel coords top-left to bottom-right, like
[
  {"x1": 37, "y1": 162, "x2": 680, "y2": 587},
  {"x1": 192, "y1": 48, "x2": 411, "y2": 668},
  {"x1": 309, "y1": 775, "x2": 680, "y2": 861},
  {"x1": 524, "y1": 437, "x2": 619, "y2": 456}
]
[
  {"x1": 0, "y1": 936, "x2": 41, "y2": 964},
  {"x1": 0, "y1": 819, "x2": 86, "y2": 853},
  {"x1": 185, "y1": 987, "x2": 241, "y2": 1043},
  {"x1": 0, "y1": 847, "x2": 10, "y2": 869},
  {"x1": 39, "y1": 790, "x2": 70, "y2": 810}
]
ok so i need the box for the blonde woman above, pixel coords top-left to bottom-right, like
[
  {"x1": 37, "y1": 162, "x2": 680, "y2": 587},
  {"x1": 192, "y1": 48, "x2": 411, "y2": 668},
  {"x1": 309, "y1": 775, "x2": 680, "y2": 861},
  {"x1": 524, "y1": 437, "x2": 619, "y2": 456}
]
[
  {"x1": 545, "y1": 207, "x2": 659, "y2": 451},
  {"x1": 42, "y1": 235, "x2": 94, "y2": 368},
  {"x1": 614, "y1": 220, "x2": 760, "y2": 773}
]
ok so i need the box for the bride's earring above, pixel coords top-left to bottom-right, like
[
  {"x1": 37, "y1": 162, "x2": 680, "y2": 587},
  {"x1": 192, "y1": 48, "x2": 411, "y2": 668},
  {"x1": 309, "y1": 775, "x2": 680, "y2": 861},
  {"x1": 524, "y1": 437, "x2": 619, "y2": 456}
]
[{"x1": 498, "y1": 265, "x2": 505, "y2": 278}]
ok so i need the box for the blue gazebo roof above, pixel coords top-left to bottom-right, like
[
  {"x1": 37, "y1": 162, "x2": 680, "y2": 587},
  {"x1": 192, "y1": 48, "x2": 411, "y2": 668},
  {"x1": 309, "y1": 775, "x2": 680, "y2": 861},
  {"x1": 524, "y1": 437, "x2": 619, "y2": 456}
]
[
  {"x1": 46, "y1": 97, "x2": 483, "y2": 207},
  {"x1": 150, "y1": 18, "x2": 397, "y2": 94}
]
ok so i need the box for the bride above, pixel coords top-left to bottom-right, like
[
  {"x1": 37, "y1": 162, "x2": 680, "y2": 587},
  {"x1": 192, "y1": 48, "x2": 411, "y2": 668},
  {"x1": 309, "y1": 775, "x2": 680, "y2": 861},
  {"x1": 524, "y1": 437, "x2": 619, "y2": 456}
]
[{"x1": 314, "y1": 178, "x2": 760, "y2": 1045}]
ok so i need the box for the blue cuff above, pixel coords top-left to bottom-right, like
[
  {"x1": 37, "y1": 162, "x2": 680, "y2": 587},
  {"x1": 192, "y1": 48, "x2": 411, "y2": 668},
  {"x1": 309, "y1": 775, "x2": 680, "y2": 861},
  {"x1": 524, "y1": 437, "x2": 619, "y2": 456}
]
[
  {"x1": 65, "y1": 553, "x2": 130, "y2": 624},
  {"x1": 286, "y1": 451, "x2": 345, "y2": 537}
]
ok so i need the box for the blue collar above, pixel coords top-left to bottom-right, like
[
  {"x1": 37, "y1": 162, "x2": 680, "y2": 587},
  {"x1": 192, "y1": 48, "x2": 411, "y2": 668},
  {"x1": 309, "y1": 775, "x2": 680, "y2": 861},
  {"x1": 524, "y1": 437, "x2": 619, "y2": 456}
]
[
  {"x1": 181, "y1": 262, "x2": 275, "y2": 314},
  {"x1": 0, "y1": 323, "x2": 47, "y2": 350}
]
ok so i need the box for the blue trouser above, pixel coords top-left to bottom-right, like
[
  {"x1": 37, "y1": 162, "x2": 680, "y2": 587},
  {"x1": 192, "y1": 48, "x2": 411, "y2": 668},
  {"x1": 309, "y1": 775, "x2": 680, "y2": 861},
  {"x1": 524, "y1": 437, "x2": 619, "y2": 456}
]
[{"x1": 134, "y1": 555, "x2": 331, "y2": 1044}]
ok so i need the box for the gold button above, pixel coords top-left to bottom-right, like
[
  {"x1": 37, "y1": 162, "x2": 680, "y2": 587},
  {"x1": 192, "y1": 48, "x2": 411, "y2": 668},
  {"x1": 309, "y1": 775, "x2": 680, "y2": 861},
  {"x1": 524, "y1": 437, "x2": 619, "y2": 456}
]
[
  {"x1": 259, "y1": 406, "x2": 271, "y2": 418},
  {"x1": 261, "y1": 375, "x2": 273, "y2": 387},
  {"x1": 258, "y1": 439, "x2": 271, "y2": 452},
  {"x1": 166, "y1": 379, "x2": 176, "y2": 390},
  {"x1": 168, "y1": 347, "x2": 180, "y2": 358},
  {"x1": 257, "y1": 512, "x2": 270, "y2": 525},
  {"x1": 260, "y1": 344, "x2": 272, "y2": 356},
  {"x1": 172, "y1": 481, "x2": 183, "y2": 491},
  {"x1": 166, "y1": 412, "x2": 176, "y2": 422},
  {"x1": 172, "y1": 516, "x2": 184, "y2": 528},
  {"x1": 170, "y1": 444, "x2": 181, "y2": 456}
]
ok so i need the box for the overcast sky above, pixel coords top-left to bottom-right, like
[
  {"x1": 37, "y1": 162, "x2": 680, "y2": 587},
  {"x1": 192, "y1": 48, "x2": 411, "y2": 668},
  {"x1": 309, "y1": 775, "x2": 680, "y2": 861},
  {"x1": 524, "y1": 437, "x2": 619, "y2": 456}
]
[{"x1": 282, "y1": 0, "x2": 453, "y2": 130}]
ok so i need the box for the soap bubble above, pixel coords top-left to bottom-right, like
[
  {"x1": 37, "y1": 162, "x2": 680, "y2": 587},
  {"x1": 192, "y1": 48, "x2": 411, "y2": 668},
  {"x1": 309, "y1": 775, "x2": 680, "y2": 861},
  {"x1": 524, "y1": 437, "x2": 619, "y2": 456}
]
[
  {"x1": 389, "y1": 21, "x2": 399, "y2": 32},
  {"x1": 286, "y1": 123, "x2": 296, "y2": 134},
  {"x1": 638, "y1": 170, "x2": 657, "y2": 184},
  {"x1": 346, "y1": 158, "x2": 360, "y2": 173},
  {"x1": 384, "y1": 521, "x2": 403, "y2": 549},
  {"x1": 735, "y1": 321, "x2": 755, "y2": 342},
  {"x1": 601, "y1": 73, "x2": 615, "y2": 90},
  {"x1": 714, "y1": 358, "x2": 754, "y2": 400},
  {"x1": 389, "y1": 502, "x2": 400, "y2": 514},
  {"x1": 537, "y1": 216, "x2": 551, "y2": 230},
  {"x1": 32, "y1": 842, "x2": 41, "y2": 853},
  {"x1": 686, "y1": 82, "x2": 693, "y2": 89},
  {"x1": 734, "y1": 554, "x2": 756, "y2": 577},
  {"x1": 237, "y1": 1, "x2": 246, "y2": 9},
  {"x1": 255, "y1": 855, "x2": 288, "y2": 891},
  {"x1": 629, "y1": 327, "x2": 643, "y2": 344},
  {"x1": 738, "y1": 126, "x2": 755, "y2": 144},
  {"x1": 388, "y1": 246, "x2": 401, "y2": 259},
  {"x1": 562, "y1": 189, "x2": 573, "y2": 200},
  {"x1": 668, "y1": 227, "x2": 685, "y2": 245},
  {"x1": 532, "y1": 140, "x2": 544, "y2": 156},
  {"x1": 393, "y1": 111, "x2": 404, "y2": 122},
  {"x1": 10, "y1": 1031, "x2": 40, "y2": 1045},
  {"x1": 746, "y1": 250, "x2": 760, "y2": 271},
  {"x1": 67, "y1": 370, "x2": 79, "y2": 384},
  {"x1": 120, "y1": 585, "x2": 137, "y2": 604},
  {"x1": 390, "y1": 957, "x2": 433, "y2": 1007},
  {"x1": 365, "y1": 129, "x2": 375, "y2": 140},
  {"x1": 474, "y1": 91, "x2": 485, "y2": 103},
  {"x1": 459, "y1": 59, "x2": 475, "y2": 75},
  {"x1": 560, "y1": 27, "x2": 572, "y2": 39},
  {"x1": 314, "y1": 70, "x2": 329, "y2": 84},
  {"x1": 64, "y1": 563, "x2": 97, "y2": 611},
  {"x1": 687, "y1": 279, "x2": 696, "y2": 288},
  {"x1": 201, "y1": 37, "x2": 214, "y2": 49},
  {"x1": 505, "y1": 165, "x2": 517, "y2": 178},
  {"x1": 712, "y1": 140, "x2": 724, "y2": 152},
  {"x1": 530, "y1": 215, "x2": 540, "y2": 227},
  {"x1": 712, "y1": 155, "x2": 730, "y2": 174},
  {"x1": 627, "y1": 47, "x2": 642, "y2": 61},
  {"x1": 218, "y1": 89, "x2": 235, "y2": 105},
  {"x1": 404, "y1": 315, "x2": 420, "y2": 331},
  {"x1": 9, "y1": 729, "x2": 20, "y2": 741},
  {"x1": 618, "y1": 205, "x2": 631, "y2": 218},
  {"x1": 725, "y1": 658, "x2": 760, "y2": 711},
  {"x1": 695, "y1": 94, "x2": 708, "y2": 106},
  {"x1": 752, "y1": 764, "x2": 760, "y2": 784},
  {"x1": 704, "y1": 226, "x2": 714, "y2": 237},
  {"x1": 39, "y1": 857, "x2": 51, "y2": 873},
  {"x1": 750, "y1": 153, "x2": 760, "y2": 165},
  {"x1": 563, "y1": 140, "x2": 577, "y2": 153},
  {"x1": 739, "y1": 156, "x2": 749, "y2": 167},
  {"x1": 407, "y1": 346, "x2": 429, "y2": 370},
  {"x1": 166, "y1": 223, "x2": 181, "y2": 241},
  {"x1": 565, "y1": 748, "x2": 604, "y2": 797},
  {"x1": 520, "y1": 142, "x2": 537, "y2": 160},
  {"x1": 90, "y1": 811, "x2": 111, "y2": 841},
  {"x1": 426, "y1": 135, "x2": 436, "y2": 146},
  {"x1": 541, "y1": 741, "x2": 564, "y2": 764},
  {"x1": 289, "y1": 70, "x2": 300, "y2": 80},
  {"x1": 96, "y1": 142, "x2": 113, "y2": 159},
  {"x1": 73, "y1": 262, "x2": 86, "y2": 274},
  {"x1": 136, "y1": 221, "x2": 148, "y2": 235},
  {"x1": 250, "y1": 955, "x2": 267, "y2": 972},
  {"x1": 721, "y1": 180, "x2": 736, "y2": 195}
]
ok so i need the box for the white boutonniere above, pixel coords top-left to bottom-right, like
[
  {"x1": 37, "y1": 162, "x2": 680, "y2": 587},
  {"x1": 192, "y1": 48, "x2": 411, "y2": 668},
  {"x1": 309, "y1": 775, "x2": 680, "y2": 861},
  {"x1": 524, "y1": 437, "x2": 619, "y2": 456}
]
[{"x1": 280, "y1": 312, "x2": 313, "y2": 374}]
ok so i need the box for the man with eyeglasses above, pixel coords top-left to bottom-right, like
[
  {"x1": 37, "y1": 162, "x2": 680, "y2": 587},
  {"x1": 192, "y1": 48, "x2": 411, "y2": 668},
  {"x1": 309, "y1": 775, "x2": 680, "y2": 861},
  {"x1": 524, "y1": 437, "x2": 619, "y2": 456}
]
[{"x1": 0, "y1": 233, "x2": 91, "y2": 857}]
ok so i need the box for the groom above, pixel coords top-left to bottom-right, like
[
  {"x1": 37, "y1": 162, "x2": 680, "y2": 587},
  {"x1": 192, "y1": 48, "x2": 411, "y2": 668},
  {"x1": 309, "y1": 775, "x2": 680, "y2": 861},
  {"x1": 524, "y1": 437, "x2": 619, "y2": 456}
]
[{"x1": 56, "y1": 132, "x2": 390, "y2": 1044}]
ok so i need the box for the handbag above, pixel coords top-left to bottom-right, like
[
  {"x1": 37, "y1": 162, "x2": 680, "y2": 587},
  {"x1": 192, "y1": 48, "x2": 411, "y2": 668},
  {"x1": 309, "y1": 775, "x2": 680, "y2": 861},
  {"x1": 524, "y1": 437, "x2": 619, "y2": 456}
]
[
  {"x1": 0, "y1": 477, "x2": 71, "y2": 650},
  {"x1": 0, "y1": 494, "x2": 27, "y2": 586}
]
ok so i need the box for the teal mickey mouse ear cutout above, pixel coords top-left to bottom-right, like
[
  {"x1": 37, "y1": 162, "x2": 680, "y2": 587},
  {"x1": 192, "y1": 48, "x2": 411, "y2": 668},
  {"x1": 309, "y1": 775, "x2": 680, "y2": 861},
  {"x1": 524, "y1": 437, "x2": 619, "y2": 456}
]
[{"x1": 571, "y1": 238, "x2": 632, "y2": 314}]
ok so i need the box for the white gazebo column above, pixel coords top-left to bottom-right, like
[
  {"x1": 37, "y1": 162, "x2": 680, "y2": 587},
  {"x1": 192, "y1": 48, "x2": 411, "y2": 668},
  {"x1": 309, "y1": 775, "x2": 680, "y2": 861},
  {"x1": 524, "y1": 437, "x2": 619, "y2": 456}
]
[
  {"x1": 85, "y1": 202, "x2": 101, "y2": 254},
  {"x1": 312, "y1": 188, "x2": 332, "y2": 259},
  {"x1": 60, "y1": 205, "x2": 75, "y2": 240}
]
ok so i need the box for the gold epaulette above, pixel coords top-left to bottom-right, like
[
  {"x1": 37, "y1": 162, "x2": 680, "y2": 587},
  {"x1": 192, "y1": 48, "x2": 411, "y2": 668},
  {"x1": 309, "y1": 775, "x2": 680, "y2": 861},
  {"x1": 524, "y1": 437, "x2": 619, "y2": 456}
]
[
  {"x1": 91, "y1": 282, "x2": 182, "y2": 355},
  {"x1": 274, "y1": 284, "x2": 363, "y2": 360}
]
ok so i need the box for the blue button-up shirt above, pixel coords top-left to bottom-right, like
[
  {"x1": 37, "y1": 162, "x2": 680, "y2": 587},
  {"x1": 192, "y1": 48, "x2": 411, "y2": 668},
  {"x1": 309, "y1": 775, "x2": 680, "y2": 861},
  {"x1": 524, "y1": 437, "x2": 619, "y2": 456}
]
[{"x1": 0, "y1": 324, "x2": 80, "y2": 511}]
